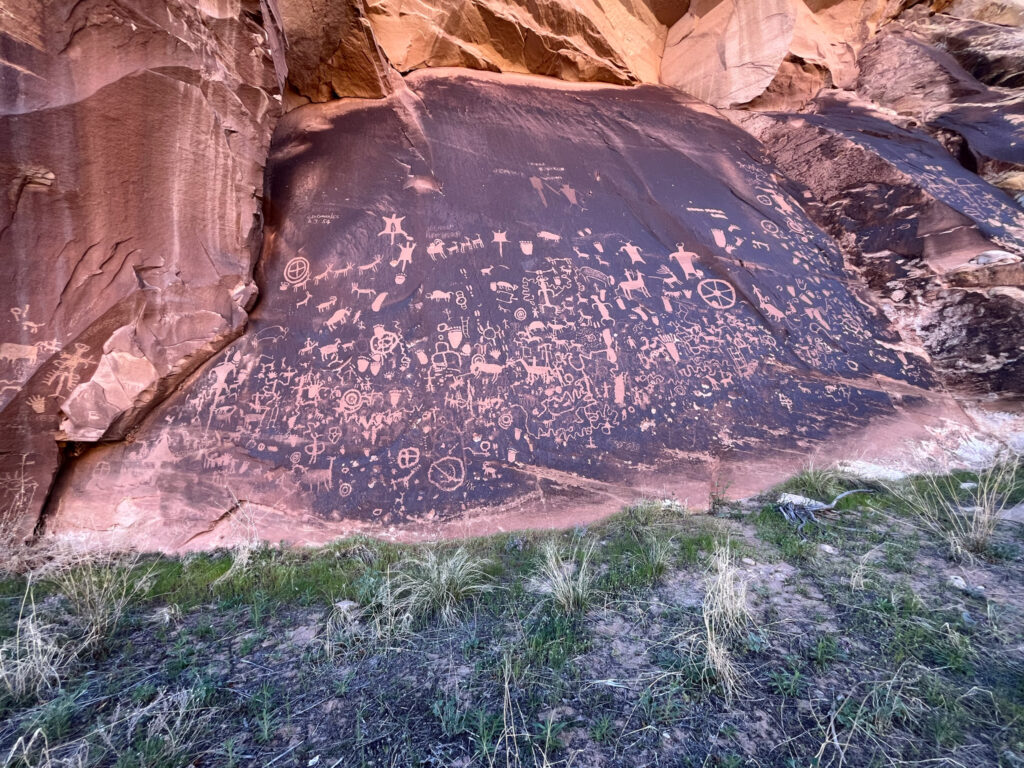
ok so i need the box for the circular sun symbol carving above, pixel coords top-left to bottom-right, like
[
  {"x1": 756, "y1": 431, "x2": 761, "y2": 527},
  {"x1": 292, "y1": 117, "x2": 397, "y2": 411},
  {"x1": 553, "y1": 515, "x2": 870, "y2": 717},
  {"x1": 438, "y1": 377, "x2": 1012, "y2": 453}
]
[
  {"x1": 283, "y1": 256, "x2": 310, "y2": 285},
  {"x1": 339, "y1": 388, "x2": 363, "y2": 414},
  {"x1": 697, "y1": 279, "x2": 736, "y2": 310}
]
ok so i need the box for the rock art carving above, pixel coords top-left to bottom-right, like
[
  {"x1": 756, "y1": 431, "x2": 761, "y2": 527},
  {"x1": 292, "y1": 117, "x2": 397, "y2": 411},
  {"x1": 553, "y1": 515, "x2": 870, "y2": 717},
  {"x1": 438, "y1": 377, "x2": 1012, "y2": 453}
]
[{"x1": 42, "y1": 71, "x2": 959, "y2": 547}]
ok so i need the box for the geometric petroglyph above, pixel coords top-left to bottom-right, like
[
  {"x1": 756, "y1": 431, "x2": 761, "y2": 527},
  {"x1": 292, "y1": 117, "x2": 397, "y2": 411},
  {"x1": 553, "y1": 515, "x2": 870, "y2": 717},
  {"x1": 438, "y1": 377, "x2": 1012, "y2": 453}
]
[{"x1": 58, "y1": 72, "x2": 946, "y2": 531}]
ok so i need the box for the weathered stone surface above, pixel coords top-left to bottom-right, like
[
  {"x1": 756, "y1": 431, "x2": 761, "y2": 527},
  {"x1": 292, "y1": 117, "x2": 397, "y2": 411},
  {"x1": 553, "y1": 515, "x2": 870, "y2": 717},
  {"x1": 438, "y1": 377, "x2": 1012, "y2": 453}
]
[
  {"x1": 0, "y1": 0, "x2": 279, "y2": 539},
  {"x1": 942, "y1": 0, "x2": 1024, "y2": 26},
  {"x1": 271, "y1": 0, "x2": 395, "y2": 104},
  {"x1": 914, "y1": 12, "x2": 1024, "y2": 89},
  {"x1": 662, "y1": 0, "x2": 798, "y2": 107},
  {"x1": 272, "y1": 0, "x2": 668, "y2": 104},
  {"x1": 736, "y1": 93, "x2": 1024, "y2": 395},
  {"x1": 45, "y1": 70, "x2": 964, "y2": 550},
  {"x1": 856, "y1": 21, "x2": 1024, "y2": 198},
  {"x1": 364, "y1": 0, "x2": 667, "y2": 85},
  {"x1": 661, "y1": 0, "x2": 903, "y2": 109}
]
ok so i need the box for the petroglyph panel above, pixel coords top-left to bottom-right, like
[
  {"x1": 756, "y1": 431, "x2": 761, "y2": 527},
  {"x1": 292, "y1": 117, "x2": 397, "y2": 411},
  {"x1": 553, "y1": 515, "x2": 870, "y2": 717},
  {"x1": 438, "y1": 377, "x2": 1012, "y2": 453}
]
[{"x1": 49, "y1": 72, "x2": 947, "y2": 540}]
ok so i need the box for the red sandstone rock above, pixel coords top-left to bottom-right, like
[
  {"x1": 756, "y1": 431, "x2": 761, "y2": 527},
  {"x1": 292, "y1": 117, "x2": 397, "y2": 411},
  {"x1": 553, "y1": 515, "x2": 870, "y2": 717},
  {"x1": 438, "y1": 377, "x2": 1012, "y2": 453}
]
[
  {"x1": 0, "y1": 0, "x2": 279, "y2": 540},
  {"x1": 43, "y1": 70, "x2": 977, "y2": 550},
  {"x1": 856, "y1": 20, "x2": 1024, "y2": 199},
  {"x1": 2, "y1": 0, "x2": 1023, "y2": 552},
  {"x1": 735, "y1": 92, "x2": 1024, "y2": 395},
  {"x1": 661, "y1": 0, "x2": 906, "y2": 109}
]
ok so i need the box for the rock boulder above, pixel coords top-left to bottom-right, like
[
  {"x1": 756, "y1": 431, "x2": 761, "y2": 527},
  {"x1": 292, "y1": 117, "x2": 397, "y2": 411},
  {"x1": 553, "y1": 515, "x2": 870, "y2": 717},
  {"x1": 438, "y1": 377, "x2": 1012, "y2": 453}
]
[{"x1": 45, "y1": 71, "x2": 962, "y2": 549}]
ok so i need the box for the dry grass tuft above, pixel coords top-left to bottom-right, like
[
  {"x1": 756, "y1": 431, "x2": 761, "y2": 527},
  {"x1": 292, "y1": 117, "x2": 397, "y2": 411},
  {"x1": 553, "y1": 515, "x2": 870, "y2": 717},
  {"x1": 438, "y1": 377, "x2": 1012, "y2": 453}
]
[
  {"x1": 674, "y1": 540, "x2": 753, "y2": 703},
  {"x1": 323, "y1": 548, "x2": 490, "y2": 655},
  {"x1": 40, "y1": 546, "x2": 150, "y2": 651},
  {"x1": 392, "y1": 547, "x2": 492, "y2": 626},
  {"x1": 212, "y1": 497, "x2": 262, "y2": 586},
  {"x1": 92, "y1": 687, "x2": 214, "y2": 767},
  {"x1": 529, "y1": 539, "x2": 597, "y2": 615},
  {"x1": 703, "y1": 541, "x2": 751, "y2": 639},
  {"x1": 0, "y1": 587, "x2": 75, "y2": 706},
  {"x1": 887, "y1": 452, "x2": 1021, "y2": 561}
]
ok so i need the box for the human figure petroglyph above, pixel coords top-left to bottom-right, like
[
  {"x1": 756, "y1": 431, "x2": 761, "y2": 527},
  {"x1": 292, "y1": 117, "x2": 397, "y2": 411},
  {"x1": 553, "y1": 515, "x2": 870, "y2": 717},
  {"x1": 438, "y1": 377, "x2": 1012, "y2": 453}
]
[
  {"x1": 669, "y1": 243, "x2": 703, "y2": 280},
  {"x1": 391, "y1": 240, "x2": 416, "y2": 272},
  {"x1": 619, "y1": 241, "x2": 646, "y2": 265},
  {"x1": 43, "y1": 343, "x2": 93, "y2": 395},
  {"x1": 378, "y1": 214, "x2": 407, "y2": 245},
  {"x1": 203, "y1": 353, "x2": 239, "y2": 434}
]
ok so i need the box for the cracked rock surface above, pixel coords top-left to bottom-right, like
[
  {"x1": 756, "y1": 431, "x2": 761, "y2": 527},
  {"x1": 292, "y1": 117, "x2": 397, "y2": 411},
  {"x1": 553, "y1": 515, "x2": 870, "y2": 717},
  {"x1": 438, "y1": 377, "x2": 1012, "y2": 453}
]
[
  {"x1": 45, "y1": 70, "x2": 982, "y2": 550},
  {"x1": 2, "y1": 0, "x2": 1023, "y2": 550},
  {"x1": 0, "y1": 0, "x2": 279, "y2": 538}
]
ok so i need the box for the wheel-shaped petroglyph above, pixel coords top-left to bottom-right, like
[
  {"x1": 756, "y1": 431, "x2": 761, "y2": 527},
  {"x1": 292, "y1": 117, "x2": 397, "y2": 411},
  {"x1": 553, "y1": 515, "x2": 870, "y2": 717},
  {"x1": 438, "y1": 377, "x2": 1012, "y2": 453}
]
[
  {"x1": 283, "y1": 256, "x2": 311, "y2": 285},
  {"x1": 428, "y1": 456, "x2": 466, "y2": 491},
  {"x1": 396, "y1": 446, "x2": 420, "y2": 470},
  {"x1": 697, "y1": 279, "x2": 736, "y2": 310}
]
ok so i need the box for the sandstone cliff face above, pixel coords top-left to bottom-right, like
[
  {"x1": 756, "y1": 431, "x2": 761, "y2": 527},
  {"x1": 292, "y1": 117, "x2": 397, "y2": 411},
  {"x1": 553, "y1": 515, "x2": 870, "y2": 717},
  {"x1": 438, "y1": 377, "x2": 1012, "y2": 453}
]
[
  {"x1": 0, "y1": 0, "x2": 279, "y2": 538},
  {"x1": 273, "y1": 0, "x2": 669, "y2": 104},
  {"x1": 2, "y1": 0, "x2": 1022, "y2": 549},
  {"x1": 856, "y1": 16, "x2": 1024, "y2": 200},
  {"x1": 660, "y1": 0, "x2": 907, "y2": 109},
  {"x1": 737, "y1": 94, "x2": 1024, "y2": 396},
  {"x1": 47, "y1": 71, "x2": 952, "y2": 549}
]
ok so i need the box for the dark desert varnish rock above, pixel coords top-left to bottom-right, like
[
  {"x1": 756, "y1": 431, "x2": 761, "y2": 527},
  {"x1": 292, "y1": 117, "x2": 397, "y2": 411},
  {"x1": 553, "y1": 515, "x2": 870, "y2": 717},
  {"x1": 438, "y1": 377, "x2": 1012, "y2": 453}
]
[
  {"x1": 736, "y1": 93, "x2": 1024, "y2": 397},
  {"x1": 46, "y1": 70, "x2": 971, "y2": 549}
]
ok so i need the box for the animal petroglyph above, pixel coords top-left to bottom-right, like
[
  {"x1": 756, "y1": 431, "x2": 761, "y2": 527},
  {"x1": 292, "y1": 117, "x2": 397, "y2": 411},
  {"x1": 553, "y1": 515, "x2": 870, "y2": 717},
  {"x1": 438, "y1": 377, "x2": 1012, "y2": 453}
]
[{"x1": 63, "y1": 75, "x2": 944, "y2": 533}]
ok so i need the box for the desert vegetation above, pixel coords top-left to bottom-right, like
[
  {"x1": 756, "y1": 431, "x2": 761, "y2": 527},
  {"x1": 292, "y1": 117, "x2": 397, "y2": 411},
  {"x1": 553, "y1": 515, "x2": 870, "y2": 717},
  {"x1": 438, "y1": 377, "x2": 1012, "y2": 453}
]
[{"x1": 1, "y1": 456, "x2": 1022, "y2": 767}]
